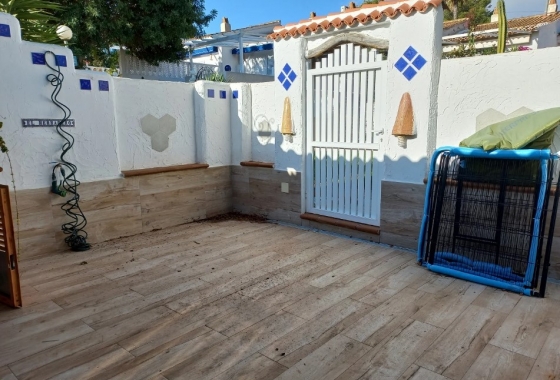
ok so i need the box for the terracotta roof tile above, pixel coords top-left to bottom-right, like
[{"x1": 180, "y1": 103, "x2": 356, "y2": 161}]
[
  {"x1": 474, "y1": 12, "x2": 560, "y2": 32},
  {"x1": 443, "y1": 18, "x2": 469, "y2": 29},
  {"x1": 268, "y1": 0, "x2": 443, "y2": 40}
]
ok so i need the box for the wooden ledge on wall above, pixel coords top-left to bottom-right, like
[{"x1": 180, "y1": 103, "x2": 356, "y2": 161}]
[
  {"x1": 240, "y1": 161, "x2": 274, "y2": 169},
  {"x1": 122, "y1": 163, "x2": 209, "y2": 177},
  {"x1": 300, "y1": 213, "x2": 381, "y2": 235}
]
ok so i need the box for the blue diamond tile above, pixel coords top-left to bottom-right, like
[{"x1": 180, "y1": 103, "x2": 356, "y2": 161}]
[
  {"x1": 402, "y1": 66, "x2": 417, "y2": 81},
  {"x1": 220, "y1": 90, "x2": 227, "y2": 99},
  {"x1": 55, "y1": 55, "x2": 67, "y2": 67},
  {"x1": 412, "y1": 55, "x2": 427, "y2": 70},
  {"x1": 282, "y1": 80, "x2": 292, "y2": 91},
  {"x1": 208, "y1": 89, "x2": 214, "y2": 98},
  {"x1": 403, "y1": 46, "x2": 418, "y2": 61},
  {"x1": 288, "y1": 70, "x2": 297, "y2": 82},
  {"x1": 99, "y1": 80, "x2": 109, "y2": 91},
  {"x1": 232, "y1": 90, "x2": 239, "y2": 99},
  {"x1": 277, "y1": 72, "x2": 286, "y2": 83},
  {"x1": 0, "y1": 24, "x2": 10, "y2": 38},
  {"x1": 32, "y1": 52, "x2": 46, "y2": 65},
  {"x1": 394, "y1": 57, "x2": 408, "y2": 72},
  {"x1": 282, "y1": 63, "x2": 292, "y2": 74},
  {"x1": 80, "y1": 79, "x2": 91, "y2": 90}
]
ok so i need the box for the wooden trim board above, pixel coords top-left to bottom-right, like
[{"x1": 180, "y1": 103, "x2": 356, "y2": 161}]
[{"x1": 122, "y1": 164, "x2": 209, "y2": 177}]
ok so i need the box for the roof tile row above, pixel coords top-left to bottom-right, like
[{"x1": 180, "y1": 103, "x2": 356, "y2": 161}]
[{"x1": 268, "y1": 0, "x2": 442, "y2": 40}]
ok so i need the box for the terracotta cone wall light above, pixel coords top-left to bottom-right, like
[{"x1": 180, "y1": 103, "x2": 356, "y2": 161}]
[
  {"x1": 281, "y1": 97, "x2": 294, "y2": 135},
  {"x1": 392, "y1": 92, "x2": 415, "y2": 148}
]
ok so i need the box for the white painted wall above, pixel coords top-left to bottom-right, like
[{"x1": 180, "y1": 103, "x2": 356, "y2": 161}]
[
  {"x1": 230, "y1": 83, "x2": 252, "y2": 164},
  {"x1": 535, "y1": 21, "x2": 559, "y2": 49},
  {"x1": 250, "y1": 82, "x2": 279, "y2": 163},
  {"x1": 271, "y1": 37, "x2": 306, "y2": 172},
  {"x1": 437, "y1": 46, "x2": 560, "y2": 148},
  {"x1": 382, "y1": 7, "x2": 443, "y2": 184},
  {"x1": 0, "y1": 13, "x2": 121, "y2": 190},
  {"x1": 113, "y1": 78, "x2": 196, "y2": 170},
  {"x1": 193, "y1": 81, "x2": 232, "y2": 167}
]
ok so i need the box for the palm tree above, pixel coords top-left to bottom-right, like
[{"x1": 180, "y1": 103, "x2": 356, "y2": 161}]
[
  {"x1": 443, "y1": 0, "x2": 462, "y2": 19},
  {"x1": 0, "y1": 0, "x2": 62, "y2": 43}
]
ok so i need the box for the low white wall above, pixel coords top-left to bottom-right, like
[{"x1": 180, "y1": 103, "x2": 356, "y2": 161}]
[
  {"x1": 250, "y1": 82, "x2": 278, "y2": 163},
  {"x1": 0, "y1": 14, "x2": 120, "y2": 190},
  {"x1": 194, "y1": 81, "x2": 232, "y2": 167},
  {"x1": 0, "y1": 13, "x2": 238, "y2": 190},
  {"x1": 114, "y1": 78, "x2": 196, "y2": 171},
  {"x1": 437, "y1": 46, "x2": 560, "y2": 148}
]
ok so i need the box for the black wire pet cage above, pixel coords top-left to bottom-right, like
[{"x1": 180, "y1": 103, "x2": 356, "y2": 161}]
[{"x1": 418, "y1": 147, "x2": 559, "y2": 297}]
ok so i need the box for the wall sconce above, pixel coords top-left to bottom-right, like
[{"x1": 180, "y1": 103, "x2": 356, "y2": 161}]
[
  {"x1": 392, "y1": 92, "x2": 415, "y2": 148},
  {"x1": 281, "y1": 97, "x2": 295, "y2": 137}
]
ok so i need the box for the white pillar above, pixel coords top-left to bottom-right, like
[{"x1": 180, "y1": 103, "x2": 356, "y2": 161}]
[{"x1": 238, "y1": 35, "x2": 245, "y2": 73}]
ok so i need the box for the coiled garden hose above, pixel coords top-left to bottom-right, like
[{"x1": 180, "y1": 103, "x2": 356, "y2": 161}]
[{"x1": 45, "y1": 51, "x2": 91, "y2": 252}]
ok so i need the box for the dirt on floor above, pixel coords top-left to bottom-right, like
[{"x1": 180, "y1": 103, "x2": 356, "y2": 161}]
[{"x1": 199, "y1": 212, "x2": 268, "y2": 224}]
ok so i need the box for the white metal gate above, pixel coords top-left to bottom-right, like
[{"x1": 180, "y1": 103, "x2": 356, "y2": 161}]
[{"x1": 305, "y1": 43, "x2": 386, "y2": 226}]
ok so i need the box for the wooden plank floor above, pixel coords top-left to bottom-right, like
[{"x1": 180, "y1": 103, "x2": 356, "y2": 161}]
[{"x1": 2, "y1": 219, "x2": 560, "y2": 380}]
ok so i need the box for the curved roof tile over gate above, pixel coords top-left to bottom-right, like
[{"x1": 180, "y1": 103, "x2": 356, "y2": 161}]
[{"x1": 268, "y1": 0, "x2": 442, "y2": 40}]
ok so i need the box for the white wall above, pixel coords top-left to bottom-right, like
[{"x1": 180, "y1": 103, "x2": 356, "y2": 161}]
[
  {"x1": 230, "y1": 83, "x2": 252, "y2": 164},
  {"x1": 536, "y1": 21, "x2": 559, "y2": 49},
  {"x1": 250, "y1": 82, "x2": 279, "y2": 163},
  {"x1": 437, "y1": 46, "x2": 560, "y2": 148},
  {"x1": 113, "y1": 78, "x2": 196, "y2": 171},
  {"x1": 194, "y1": 81, "x2": 232, "y2": 167},
  {"x1": 0, "y1": 13, "x2": 121, "y2": 190},
  {"x1": 0, "y1": 13, "x2": 240, "y2": 190},
  {"x1": 382, "y1": 7, "x2": 443, "y2": 184},
  {"x1": 271, "y1": 37, "x2": 306, "y2": 172}
]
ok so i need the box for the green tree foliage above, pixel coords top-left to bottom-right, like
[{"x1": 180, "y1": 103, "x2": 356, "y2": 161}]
[
  {"x1": 56, "y1": 0, "x2": 217, "y2": 66},
  {"x1": 443, "y1": 0, "x2": 491, "y2": 25},
  {"x1": 0, "y1": 0, "x2": 62, "y2": 43}
]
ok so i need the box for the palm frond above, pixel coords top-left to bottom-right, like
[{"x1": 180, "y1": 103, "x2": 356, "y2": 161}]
[{"x1": 0, "y1": 0, "x2": 63, "y2": 43}]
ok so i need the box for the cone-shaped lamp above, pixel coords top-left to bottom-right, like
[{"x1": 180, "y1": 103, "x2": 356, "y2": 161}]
[
  {"x1": 281, "y1": 97, "x2": 294, "y2": 135},
  {"x1": 391, "y1": 93, "x2": 415, "y2": 148}
]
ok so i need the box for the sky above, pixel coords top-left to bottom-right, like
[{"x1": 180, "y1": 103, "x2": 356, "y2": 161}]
[{"x1": 203, "y1": 0, "x2": 550, "y2": 33}]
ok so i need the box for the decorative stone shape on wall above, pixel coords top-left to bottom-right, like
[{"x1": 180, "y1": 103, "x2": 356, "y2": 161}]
[
  {"x1": 476, "y1": 107, "x2": 533, "y2": 131},
  {"x1": 140, "y1": 114, "x2": 177, "y2": 152}
]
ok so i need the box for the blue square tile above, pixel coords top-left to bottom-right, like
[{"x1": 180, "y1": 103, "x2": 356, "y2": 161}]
[
  {"x1": 288, "y1": 70, "x2": 297, "y2": 82},
  {"x1": 412, "y1": 55, "x2": 427, "y2": 70},
  {"x1": 403, "y1": 66, "x2": 417, "y2": 81},
  {"x1": 32, "y1": 52, "x2": 46, "y2": 65},
  {"x1": 394, "y1": 57, "x2": 408, "y2": 72},
  {"x1": 232, "y1": 90, "x2": 239, "y2": 99},
  {"x1": 403, "y1": 46, "x2": 418, "y2": 61},
  {"x1": 282, "y1": 63, "x2": 291, "y2": 74},
  {"x1": 99, "y1": 80, "x2": 109, "y2": 91},
  {"x1": 282, "y1": 80, "x2": 292, "y2": 91},
  {"x1": 208, "y1": 89, "x2": 214, "y2": 98},
  {"x1": 80, "y1": 79, "x2": 91, "y2": 90},
  {"x1": 0, "y1": 24, "x2": 10, "y2": 38},
  {"x1": 277, "y1": 72, "x2": 286, "y2": 83},
  {"x1": 55, "y1": 55, "x2": 67, "y2": 67},
  {"x1": 220, "y1": 90, "x2": 227, "y2": 99}
]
